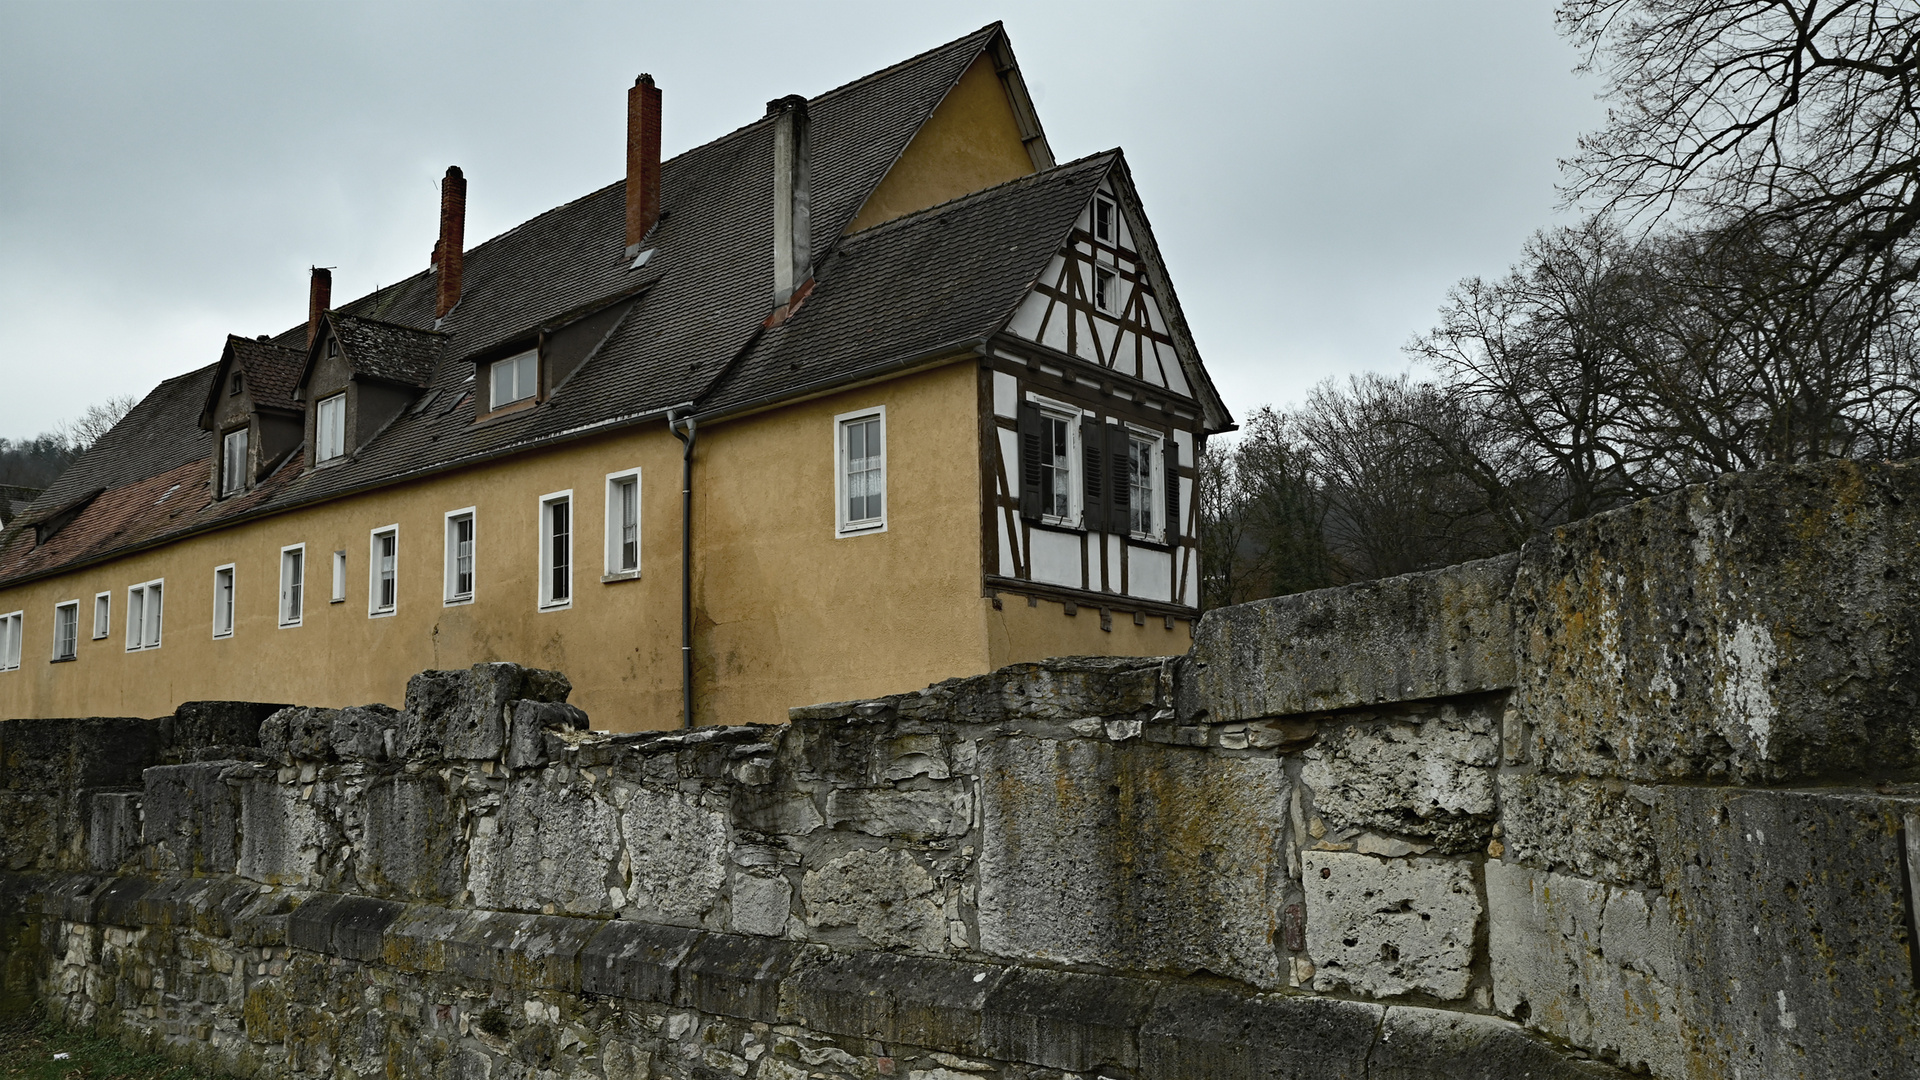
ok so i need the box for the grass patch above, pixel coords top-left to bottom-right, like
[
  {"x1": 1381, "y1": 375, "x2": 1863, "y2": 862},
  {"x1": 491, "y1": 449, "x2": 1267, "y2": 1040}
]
[{"x1": 0, "y1": 1011, "x2": 231, "y2": 1080}]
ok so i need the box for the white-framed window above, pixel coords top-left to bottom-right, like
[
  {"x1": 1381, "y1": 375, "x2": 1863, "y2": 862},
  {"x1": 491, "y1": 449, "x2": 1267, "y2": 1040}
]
[
  {"x1": 1093, "y1": 194, "x2": 1117, "y2": 244},
  {"x1": 221, "y1": 427, "x2": 249, "y2": 497},
  {"x1": 0, "y1": 611, "x2": 20, "y2": 672},
  {"x1": 51, "y1": 601, "x2": 78, "y2": 661},
  {"x1": 491, "y1": 349, "x2": 538, "y2": 410},
  {"x1": 538, "y1": 490, "x2": 573, "y2": 610},
  {"x1": 331, "y1": 550, "x2": 347, "y2": 603},
  {"x1": 369, "y1": 525, "x2": 399, "y2": 616},
  {"x1": 1126, "y1": 430, "x2": 1161, "y2": 540},
  {"x1": 835, "y1": 407, "x2": 886, "y2": 537},
  {"x1": 125, "y1": 580, "x2": 163, "y2": 651},
  {"x1": 604, "y1": 470, "x2": 641, "y2": 577},
  {"x1": 315, "y1": 393, "x2": 346, "y2": 463},
  {"x1": 92, "y1": 592, "x2": 110, "y2": 640},
  {"x1": 445, "y1": 508, "x2": 476, "y2": 604},
  {"x1": 212, "y1": 564, "x2": 235, "y2": 639},
  {"x1": 1093, "y1": 265, "x2": 1119, "y2": 313},
  {"x1": 1029, "y1": 396, "x2": 1081, "y2": 526},
  {"x1": 279, "y1": 545, "x2": 305, "y2": 627}
]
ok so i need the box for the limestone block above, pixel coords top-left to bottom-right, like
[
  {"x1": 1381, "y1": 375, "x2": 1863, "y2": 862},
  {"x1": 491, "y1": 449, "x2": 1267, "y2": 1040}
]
[
  {"x1": 732, "y1": 789, "x2": 823, "y2": 837},
  {"x1": 1651, "y1": 787, "x2": 1920, "y2": 1078},
  {"x1": 506, "y1": 701, "x2": 588, "y2": 770},
  {"x1": 823, "y1": 784, "x2": 972, "y2": 840},
  {"x1": 978, "y1": 967, "x2": 1158, "y2": 1073},
  {"x1": 1298, "y1": 704, "x2": 1498, "y2": 853},
  {"x1": 1136, "y1": 985, "x2": 1382, "y2": 1080},
  {"x1": 579, "y1": 919, "x2": 699, "y2": 1002},
  {"x1": 1193, "y1": 552, "x2": 1517, "y2": 723},
  {"x1": 729, "y1": 871, "x2": 790, "y2": 937},
  {"x1": 469, "y1": 776, "x2": 620, "y2": 915},
  {"x1": 236, "y1": 774, "x2": 336, "y2": 887},
  {"x1": 163, "y1": 701, "x2": 285, "y2": 756},
  {"x1": 354, "y1": 774, "x2": 463, "y2": 901},
  {"x1": 1484, "y1": 860, "x2": 1682, "y2": 1077},
  {"x1": 1369, "y1": 1006, "x2": 1631, "y2": 1079},
  {"x1": 1302, "y1": 851, "x2": 1479, "y2": 1000},
  {"x1": 674, "y1": 931, "x2": 796, "y2": 1023},
  {"x1": 257, "y1": 708, "x2": 339, "y2": 764},
  {"x1": 620, "y1": 786, "x2": 728, "y2": 921},
  {"x1": 802, "y1": 848, "x2": 946, "y2": 951},
  {"x1": 976, "y1": 737, "x2": 1290, "y2": 988},
  {"x1": 85, "y1": 793, "x2": 141, "y2": 873},
  {"x1": 328, "y1": 705, "x2": 402, "y2": 761},
  {"x1": 142, "y1": 762, "x2": 240, "y2": 874},
  {"x1": 402, "y1": 663, "x2": 572, "y2": 762},
  {"x1": 1497, "y1": 772, "x2": 1658, "y2": 885},
  {"x1": 1516, "y1": 459, "x2": 1920, "y2": 783},
  {"x1": 785, "y1": 950, "x2": 1005, "y2": 1053}
]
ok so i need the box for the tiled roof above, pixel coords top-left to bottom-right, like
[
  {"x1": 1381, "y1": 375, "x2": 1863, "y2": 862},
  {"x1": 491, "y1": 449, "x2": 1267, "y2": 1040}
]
[
  {"x1": 0, "y1": 25, "x2": 1212, "y2": 588},
  {"x1": 227, "y1": 336, "x2": 305, "y2": 411},
  {"x1": 326, "y1": 313, "x2": 447, "y2": 388}
]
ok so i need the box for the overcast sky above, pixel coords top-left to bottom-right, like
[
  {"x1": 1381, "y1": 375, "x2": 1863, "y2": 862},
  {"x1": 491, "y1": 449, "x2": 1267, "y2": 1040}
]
[{"x1": 0, "y1": 1, "x2": 1607, "y2": 440}]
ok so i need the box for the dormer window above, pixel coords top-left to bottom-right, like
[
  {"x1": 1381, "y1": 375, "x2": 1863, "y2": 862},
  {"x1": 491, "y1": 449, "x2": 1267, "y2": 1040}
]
[
  {"x1": 316, "y1": 393, "x2": 346, "y2": 463},
  {"x1": 229, "y1": 373, "x2": 244, "y2": 396},
  {"x1": 220, "y1": 427, "x2": 249, "y2": 497},
  {"x1": 490, "y1": 349, "x2": 538, "y2": 410},
  {"x1": 1093, "y1": 196, "x2": 1117, "y2": 243}
]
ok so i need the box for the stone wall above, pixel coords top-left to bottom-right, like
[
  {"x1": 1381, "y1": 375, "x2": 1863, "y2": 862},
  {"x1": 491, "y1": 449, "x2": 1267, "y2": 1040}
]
[{"x1": 5, "y1": 457, "x2": 1920, "y2": 1079}]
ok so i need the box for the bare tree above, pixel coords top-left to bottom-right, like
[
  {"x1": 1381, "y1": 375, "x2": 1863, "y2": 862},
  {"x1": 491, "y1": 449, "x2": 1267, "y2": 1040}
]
[
  {"x1": 1199, "y1": 408, "x2": 1335, "y2": 608},
  {"x1": 58, "y1": 393, "x2": 139, "y2": 452}
]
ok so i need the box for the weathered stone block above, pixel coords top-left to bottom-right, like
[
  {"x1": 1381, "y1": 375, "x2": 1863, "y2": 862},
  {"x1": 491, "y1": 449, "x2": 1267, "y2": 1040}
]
[
  {"x1": 620, "y1": 785, "x2": 727, "y2": 921},
  {"x1": 979, "y1": 967, "x2": 1157, "y2": 1073},
  {"x1": 729, "y1": 871, "x2": 790, "y2": 937},
  {"x1": 163, "y1": 701, "x2": 284, "y2": 758},
  {"x1": 403, "y1": 663, "x2": 571, "y2": 762},
  {"x1": 1484, "y1": 861, "x2": 1682, "y2": 1077},
  {"x1": 674, "y1": 932, "x2": 796, "y2": 1023},
  {"x1": 1497, "y1": 772, "x2": 1658, "y2": 884},
  {"x1": 257, "y1": 707, "x2": 340, "y2": 764},
  {"x1": 85, "y1": 793, "x2": 141, "y2": 873},
  {"x1": 977, "y1": 737, "x2": 1289, "y2": 988},
  {"x1": 1369, "y1": 1006, "x2": 1632, "y2": 1079},
  {"x1": 789, "y1": 951, "x2": 1004, "y2": 1055},
  {"x1": 506, "y1": 701, "x2": 587, "y2": 769},
  {"x1": 468, "y1": 776, "x2": 619, "y2": 915},
  {"x1": 1299, "y1": 703, "x2": 1498, "y2": 853},
  {"x1": 1136, "y1": 985, "x2": 1382, "y2": 1080},
  {"x1": 823, "y1": 784, "x2": 972, "y2": 840},
  {"x1": 1302, "y1": 851, "x2": 1479, "y2": 1001},
  {"x1": 1516, "y1": 459, "x2": 1920, "y2": 783},
  {"x1": 1652, "y1": 787, "x2": 1920, "y2": 1078},
  {"x1": 354, "y1": 774, "x2": 462, "y2": 902},
  {"x1": 142, "y1": 762, "x2": 240, "y2": 874},
  {"x1": 235, "y1": 773, "x2": 335, "y2": 887},
  {"x1": 579, "y1": 919, "x2": 699, "y2": 1002},
  {"x1": 1193, "y1": 552, "x2": 1518, "y2": 723},
  {"x1": 732, "y1": 789, "x2": 822, "y2": 836},
  {"x1": 801, "y1": 848, "x2": 945, "y2": 952}
]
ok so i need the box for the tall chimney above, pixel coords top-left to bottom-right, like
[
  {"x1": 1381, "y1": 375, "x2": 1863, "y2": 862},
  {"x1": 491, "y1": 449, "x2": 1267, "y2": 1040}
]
[
  {"x1": 626, "y1": 74, "x2": 662, "y2": 256},
  {"x1": 769, "y1": 95, "x2": 811, "y2": 306},
  {"x1": 436, "y1": 166, "x2": 466, "y2": 319},
  {"x1": 307, "y1": 267, "x2": 331, "y2": 347}
]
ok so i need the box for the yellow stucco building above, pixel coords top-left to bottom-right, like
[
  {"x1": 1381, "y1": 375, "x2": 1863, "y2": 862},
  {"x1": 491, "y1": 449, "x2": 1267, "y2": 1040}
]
[{"x1": 0, "y1": 25, "x2": 1231, "y2": 730}]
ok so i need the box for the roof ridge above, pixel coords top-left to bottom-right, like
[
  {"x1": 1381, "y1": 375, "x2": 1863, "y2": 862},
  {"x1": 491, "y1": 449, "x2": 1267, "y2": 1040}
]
[
  {"x1": 811, "y1": 23, "x2": 1000, "y2": 105},
  {"x1": 331, "y1": 310, "x2": 450, "y2": 336},
  {"x1": 836, "y1": 149, "x2": 1118, "y2": 246}
]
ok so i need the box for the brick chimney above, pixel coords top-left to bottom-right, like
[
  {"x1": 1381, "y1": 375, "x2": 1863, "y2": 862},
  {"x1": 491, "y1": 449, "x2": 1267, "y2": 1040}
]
[
  {"x1": 436, "y1": 166, "x2": 466, "y2": 319},
  {"x1": 307, "y1": 267, "x2": 331, "y2": 347},
  {"x1": 626, "y1": 74, "x2": 662, "y2": 257},
  {"x1": 769, "y1": 95, "x2": 811, "y2": 306}
]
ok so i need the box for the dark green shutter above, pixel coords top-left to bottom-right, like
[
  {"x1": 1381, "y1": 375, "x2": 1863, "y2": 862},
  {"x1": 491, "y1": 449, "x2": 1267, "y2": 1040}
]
[
  {"x1": 1018, "y1": 402, "x2": 1044, "y2": 521},
  {"x1": 1107, "y1": 424, "x2": 1133, "y2": 534},
  {"x1": 1084, "y1": 422, "x2": 1106, "y2": 530},
  {"x1": 1165, "y1": 438, "x2": 1182, "y2": 542}
]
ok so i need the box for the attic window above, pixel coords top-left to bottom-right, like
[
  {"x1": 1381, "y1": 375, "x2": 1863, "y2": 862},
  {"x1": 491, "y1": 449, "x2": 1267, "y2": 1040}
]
[
  {"x1": 229, "y1": 373, "x2": 244, "y2": 396},
  {"x1": 1093, "y1": 196, "x2": 1117, "y2": 244},
  {"x1": 490, "y1": 350, "x2": 538, "y2": 410},
  {"x1": 1094, "y1": 266, "x2": 1119, "y2": 313},
  {"x1": 328, "y1": 338, "x2": 340, "y2": 358}
]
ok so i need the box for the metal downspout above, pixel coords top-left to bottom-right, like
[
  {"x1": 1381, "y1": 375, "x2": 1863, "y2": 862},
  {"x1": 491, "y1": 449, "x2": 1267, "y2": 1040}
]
[{"x1": 669, "y1": 411, "x2": 697, "y2": 729}]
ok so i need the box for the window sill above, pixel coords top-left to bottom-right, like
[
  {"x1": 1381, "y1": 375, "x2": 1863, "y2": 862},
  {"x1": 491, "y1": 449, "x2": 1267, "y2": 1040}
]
[
  {"x1": 836, "y1": 521, "x2": 888, "y2": 539},
  {"x1": 49, "y1": 656, "x2": 75, "y2": 664},
  {"x1": 211, "y1": 633, "x2": 232, "y2": 641},
  {"x1": 444, "y1": 596, "x2": 475, "y2": 607},
  {"x1": 278, "y1": 621, "x2": 302, "y2": 630},
  {"x1": 474, "y1": 398, "x2": 539, "y2": 425},
  {"x1": 1027, "y1": 518, "x2": 1085, "y2": 535},
  {"x1": 601, "y1": 570, "x2": 642, "y2": 583},
  {"x1": 369, "y1": 609, "x2": 396, "y2": 620},
  {"x1": 328, "y1": 598, "x2": 344, "y2": 605},
  {"x1": 538, "y1": 601, "x2": 572, "y2": 613}
]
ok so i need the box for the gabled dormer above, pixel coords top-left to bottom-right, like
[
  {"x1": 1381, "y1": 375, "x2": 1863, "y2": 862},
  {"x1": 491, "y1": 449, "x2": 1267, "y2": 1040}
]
[
  {"x1": 199, "y1": 334, "x2": 306, "y2": 499},
  {"x1": 296, "y1": 312, "x2": 446, "y2": 467},
  {"x1": 1000, "y1": 156, "x2": 1229, "y2": 432}
]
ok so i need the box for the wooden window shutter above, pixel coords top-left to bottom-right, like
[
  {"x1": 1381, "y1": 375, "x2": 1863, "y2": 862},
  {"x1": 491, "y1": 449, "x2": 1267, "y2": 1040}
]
[
  {"x1": 1017, "y1": 402, "x2": 1044, "y2": 521},
  {"x1": 1084, "y1": 421, "x2": 1106, "y2": 529},
  {"x1": 1165, "y1": 438, "x2": 1182, "y2": 542},
  {"x1": 1106, "y1": 424, "x2": 1133, "y2": 534}
]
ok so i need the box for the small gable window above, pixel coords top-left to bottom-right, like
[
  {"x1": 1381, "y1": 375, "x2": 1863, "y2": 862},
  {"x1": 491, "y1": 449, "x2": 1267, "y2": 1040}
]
[
  {"x1": 221, "y1": 428, "x2": 249, "y2": 497},
  {"x1": 491, "y1": 350, "x2": 538, "y2": 411},
  {"x1": 1094, "y1": 266, "x2": 1119, "y2": 314},
  {"x1": 229, "y1": 373, "x2": 244, "y2": 396},
  {"x1": 1093, "y1": 196, "x2": 1117, "y2": 244},
  {"x1": 316, "y1": 393, "x2": 346, "y2": 463}
]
